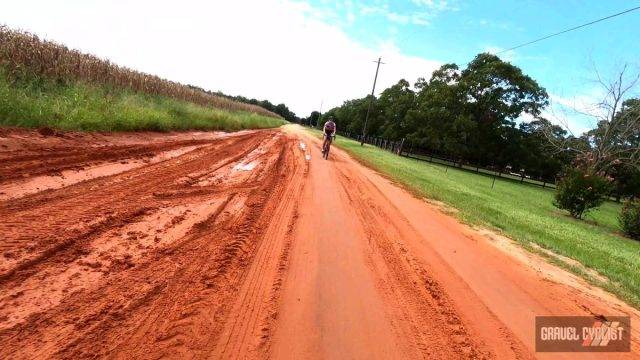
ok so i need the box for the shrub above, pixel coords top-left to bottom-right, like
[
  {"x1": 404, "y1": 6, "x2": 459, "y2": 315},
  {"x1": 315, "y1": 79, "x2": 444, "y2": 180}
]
[
  {"x1": 554, "y1": 167, "x2": 611, "y2": 219},
  {"x1": 620, "y1": 199, "x2": 640, "y2": 240}
]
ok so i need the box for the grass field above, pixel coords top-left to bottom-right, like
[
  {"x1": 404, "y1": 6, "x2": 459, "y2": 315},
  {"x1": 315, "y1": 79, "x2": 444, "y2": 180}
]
[
  {"x1": 0, "y1": 69, "x2": 286, "y2": 132},
  {"x1": 316, "y1": 130, "x2": 640, "y2": 308}
]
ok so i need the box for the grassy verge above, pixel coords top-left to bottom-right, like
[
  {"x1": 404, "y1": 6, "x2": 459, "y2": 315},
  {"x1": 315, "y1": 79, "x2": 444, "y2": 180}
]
[
  {"x1": 313, "y1": 129, "x2": 640, "y2": 308},
  {"x1": 0, "y1": 69, "x2": 286, "y2": 132}
]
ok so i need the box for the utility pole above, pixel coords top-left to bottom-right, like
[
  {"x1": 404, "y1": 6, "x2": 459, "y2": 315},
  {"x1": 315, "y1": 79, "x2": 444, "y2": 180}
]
[{"x1": 361, "y1": 57, "x2": 384, "y2": 146}]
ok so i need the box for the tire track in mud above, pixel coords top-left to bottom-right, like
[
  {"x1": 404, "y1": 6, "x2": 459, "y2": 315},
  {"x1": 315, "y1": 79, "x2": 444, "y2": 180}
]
[
  {"x1": 209, "y1": 141, "x2": 307, "y2": 359},
  {"x1": 332, "y1": 159, "x2": 530, "y2": 359},
  {"x1": 2, "y1": 126, "x2": 588, "y2": 359},
  {"x1": 0, "y1": 130, "x2": 307, "y2": 359},
  {"x1": 0, "y1": 137, "x2": 222, "y2": 183},
  {"x1": 0, "y1": 132, "x2": 263, "y2": 281}
]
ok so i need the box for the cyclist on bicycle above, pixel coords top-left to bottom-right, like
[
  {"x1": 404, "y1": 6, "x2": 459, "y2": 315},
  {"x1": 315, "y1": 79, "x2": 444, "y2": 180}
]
[{"x1": 322, "y1": 117, "x2": 336, "y2": 156}]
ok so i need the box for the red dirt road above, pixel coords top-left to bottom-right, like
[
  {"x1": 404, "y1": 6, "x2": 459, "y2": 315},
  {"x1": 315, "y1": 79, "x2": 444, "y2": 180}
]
[{"x1": 0, "y1": 125, "x2": 638, "y2": 359}]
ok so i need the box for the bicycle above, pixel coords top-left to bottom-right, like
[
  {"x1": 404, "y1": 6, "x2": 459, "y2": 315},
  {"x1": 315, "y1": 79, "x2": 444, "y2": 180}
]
[{"x1": 322, "y1": 134, "x2": 335, "y2": 160}]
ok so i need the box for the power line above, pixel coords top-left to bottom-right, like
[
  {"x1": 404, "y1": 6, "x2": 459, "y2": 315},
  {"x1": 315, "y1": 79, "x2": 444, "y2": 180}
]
[
  {"x1": 396, "y1": 5, "x2": 640, "y2": 67},
  {"x1": 497, "y1": 5, "x2": 640, "y2": 54},
  {"x1": 351, "y1": 6, "x2": 638, "y2": 124}
]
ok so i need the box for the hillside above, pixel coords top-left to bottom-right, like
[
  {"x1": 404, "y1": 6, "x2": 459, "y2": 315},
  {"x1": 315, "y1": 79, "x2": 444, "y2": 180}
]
[{"x1": 0, "y1": 26, "x2": 284, "y2": 131}]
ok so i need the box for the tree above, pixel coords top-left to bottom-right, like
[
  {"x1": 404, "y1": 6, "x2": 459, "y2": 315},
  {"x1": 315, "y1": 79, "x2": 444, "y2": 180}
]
[
  {"x1": 322, "y1": 52, "x2": 554, "y2": 177},
  {"x1": 273, "y1": 103, "x2": 298, "y2": 122},
  {"x1": 543, "y1": 65, "x2": 640, "y2": 222},
  {"x1": 407, "y1": 65, "x2": 473, "y2": 159},
  {"x1": 609, "y1": 163, "x2": 640, "y2": 200},
  {"x1": 545, "y1": 65, "x2": 640, "y2": 175},
  {"x1": 402, "y1": 54, "x2": 549, "y2": 166},
  {"x1": 306, "y1": 111, "x2": 320, "y2": 127},
  {"x1": 518, "y1": 119, "x2": 567, "y2": 181},
  {"x1": 458, "y1": 53, "x2": 549, "y2": 166},
  {"x1": 377, "y1": 79, "x2": 415, "y2": 140}
]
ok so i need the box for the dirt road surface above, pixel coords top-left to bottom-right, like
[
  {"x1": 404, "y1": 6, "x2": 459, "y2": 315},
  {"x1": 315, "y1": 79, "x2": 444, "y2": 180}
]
[{"x1": 0, "y1": 125, "x2": 638, "y2": 359}]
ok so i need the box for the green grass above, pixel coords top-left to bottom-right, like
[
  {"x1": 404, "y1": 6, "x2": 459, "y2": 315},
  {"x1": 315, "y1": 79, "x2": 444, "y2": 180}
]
[
  {"x1": 316, "y1": 130, "x2": 640, "y2": 308},
  {"x1": 0, "y1": 69, "x2": 286, "y2": 132}
]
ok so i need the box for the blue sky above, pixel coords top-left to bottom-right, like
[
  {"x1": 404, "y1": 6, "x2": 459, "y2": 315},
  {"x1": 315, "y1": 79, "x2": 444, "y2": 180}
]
[
  {"x1": 312, "y1": 0, "x2": 639, "y2": 91},
  {"x1": 306, "y1": 0, "x2": 640, "y2": 132},
  {"x1": 2, "y1": 0, "x2": 639, "y2": 133}
]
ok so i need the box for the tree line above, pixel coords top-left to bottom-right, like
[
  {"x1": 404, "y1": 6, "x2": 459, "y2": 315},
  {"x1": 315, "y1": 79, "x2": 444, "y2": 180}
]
[
  {"x1": 186, "y1": 85, "x2": 299, "y2": 123},
  {"x1": 313, "y1": 53, "x2": 639, "y2": 200}
]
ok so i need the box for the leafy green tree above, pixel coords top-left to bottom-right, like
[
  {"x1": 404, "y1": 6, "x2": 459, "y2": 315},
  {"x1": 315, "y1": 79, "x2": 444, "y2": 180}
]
[
  {"x1": 518, "y1": 119, "x2": 568, "y2": 181},
  {"x1": 457, "y1": 53, "x2": 548, "y2": 166},
  {"x1": 322, "y1": 52, "x2": 554, "y2": 175},
  {"x1": 306, "y1": 111, "x2": 320, "y2": 127},
  {"x1": 377, "y1": 79, "x2": 415, "y2": 140},
  {"x1": 609, "y1": 164, "x2": 640, "y2": 200}
]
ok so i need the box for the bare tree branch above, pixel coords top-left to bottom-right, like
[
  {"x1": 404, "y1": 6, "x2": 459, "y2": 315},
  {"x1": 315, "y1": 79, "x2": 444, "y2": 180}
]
[{"x1": 543, "y1": 62, "x2": 640, "y2": 173}]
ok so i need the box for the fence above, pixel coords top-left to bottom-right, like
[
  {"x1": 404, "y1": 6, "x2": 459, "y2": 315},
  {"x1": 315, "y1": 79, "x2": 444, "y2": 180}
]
[
  {"x1": 338, "y1": 131, "x2": 557, "y2": 190},
  {"x1": 342, "y1": 132, "x2": 405, "y2": 155}
]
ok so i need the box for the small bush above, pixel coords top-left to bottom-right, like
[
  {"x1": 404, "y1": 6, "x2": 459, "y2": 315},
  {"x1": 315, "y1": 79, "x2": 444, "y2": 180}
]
[
  {"x1": 554, "y1": 167, "x2": 611, "y2": 219},
  {"x1": 620, "y1": 199, "x2": 640, "y2": 240}
]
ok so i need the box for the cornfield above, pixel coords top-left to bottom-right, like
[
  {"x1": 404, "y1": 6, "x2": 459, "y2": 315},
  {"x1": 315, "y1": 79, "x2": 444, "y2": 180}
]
[{"x1": 0, "y1": 25, "x2": 279, "y2": 118}]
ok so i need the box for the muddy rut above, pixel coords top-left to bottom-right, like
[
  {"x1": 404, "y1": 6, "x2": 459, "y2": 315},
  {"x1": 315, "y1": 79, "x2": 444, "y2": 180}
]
[
  {"x1": 0, "y1": 127, "x2": 638, "y2": 359},
  {"x1": 0, "y1": 130, "x2": 305, "y2": 359}
]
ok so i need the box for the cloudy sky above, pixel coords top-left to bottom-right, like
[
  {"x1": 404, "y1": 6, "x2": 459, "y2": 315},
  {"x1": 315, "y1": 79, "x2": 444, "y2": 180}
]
[{"x1": 2, "y1": 0, "x2": 639, "y2": 133}]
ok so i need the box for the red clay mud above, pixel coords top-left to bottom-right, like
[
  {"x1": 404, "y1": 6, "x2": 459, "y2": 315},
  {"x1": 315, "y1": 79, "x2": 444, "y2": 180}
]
[{"x1": 0, "y1": 126, "x2": 638, "y2": 359}]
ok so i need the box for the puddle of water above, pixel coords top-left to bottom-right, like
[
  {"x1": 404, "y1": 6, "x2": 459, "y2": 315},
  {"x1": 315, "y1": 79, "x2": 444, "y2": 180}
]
[{"x1": 233, "y1": 162, "x2": 257, "y2": 171}]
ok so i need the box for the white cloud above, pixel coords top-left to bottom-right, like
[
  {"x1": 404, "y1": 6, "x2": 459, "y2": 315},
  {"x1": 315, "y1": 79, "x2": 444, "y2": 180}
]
[
  {"x1": 410, "y1": 0, "x2": 456, "y2": 12},
  {"x1": 356, "y1": 1, "x2": 456, "y2": 27},
  {"x1": 519, "y1": 90, "x2": 603, "y2": 135},
  {"x1": 472, "y1": 18, "x2": 514, "y2": 31},
  {"x1": 386, "y1": 12, "x2": 410, "y2": 25},
  {"x1": 518, "y1": 91, "x2": 605, "y2": 136},
  {"x1": 410, "y1": 12, "x2": 432, "y2": 26},
  {"x1": 518, "y1": 107, "x2": 591, "y2": 136},
  {"x1": 0, "y1": 0, "x2": 442, "y2": 117},
  {"x1": 546, "y1": 92, "x2": 605, "y2": 135},
  {"x1": 384, "y1": 11, "x2": 433, "y2": 26},
  {"x1": 345, "y1": 1, "x2": 356, "y2": 24}
]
